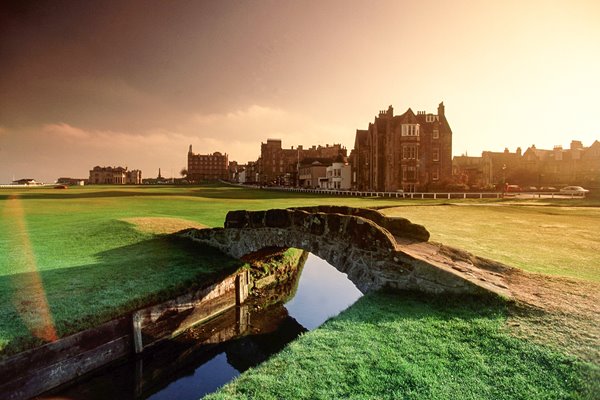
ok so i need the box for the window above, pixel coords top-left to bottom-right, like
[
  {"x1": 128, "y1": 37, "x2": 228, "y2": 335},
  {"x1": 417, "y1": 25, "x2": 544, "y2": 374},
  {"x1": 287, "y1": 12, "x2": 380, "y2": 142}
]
[
  {"x1": 407, "y1": 166, "x2": 416, "y2": 180},
  {"x1": 433, "y1": 129, "x2": 439, "y2": 139},
  {"x1": 432, "y1": 167, "x2": 439, "y2": 181},
  {"x1": 401, "y1": 124, "x2": 420, "y2": 136},
  {"x1": 402, "y1": 145, "x2": 418, "y2": 160},
  {"x1": 403, "y1": 166, "x2": 416, "y2": 181},
  {"x1": 432, "y1": 148, "x2": 440, "y2": 161}
]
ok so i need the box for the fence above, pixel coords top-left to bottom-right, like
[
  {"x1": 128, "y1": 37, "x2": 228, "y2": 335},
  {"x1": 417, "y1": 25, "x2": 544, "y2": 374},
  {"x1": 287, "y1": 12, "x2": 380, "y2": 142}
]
[{"x1": 252, "y1": 185, "x2": 585, "y2": 200}]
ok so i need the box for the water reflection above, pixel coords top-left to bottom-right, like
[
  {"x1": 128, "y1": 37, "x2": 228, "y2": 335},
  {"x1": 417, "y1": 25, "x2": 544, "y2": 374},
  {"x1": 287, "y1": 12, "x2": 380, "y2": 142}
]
[
  {"x1": 48, "y1": 252, "x2": 363, "y2": 400},
  {"x1": 147, "y1": 353, "x2": 237, "y2": 400}
]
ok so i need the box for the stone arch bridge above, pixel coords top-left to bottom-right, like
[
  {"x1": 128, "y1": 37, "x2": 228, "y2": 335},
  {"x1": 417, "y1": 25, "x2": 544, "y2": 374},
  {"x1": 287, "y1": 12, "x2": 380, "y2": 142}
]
[{"x1": 179, "y1": 206, "x2": 511, "y2": 296}]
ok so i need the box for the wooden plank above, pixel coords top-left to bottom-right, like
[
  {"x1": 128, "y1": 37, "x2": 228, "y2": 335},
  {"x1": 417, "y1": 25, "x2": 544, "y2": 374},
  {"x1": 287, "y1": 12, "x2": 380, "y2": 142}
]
[
  {"x1": 0, "y1": 316, "x2": 130, "y2": 381},
  {"x1": 0, "y1": 335, "x2": 131, "y2": 400}
]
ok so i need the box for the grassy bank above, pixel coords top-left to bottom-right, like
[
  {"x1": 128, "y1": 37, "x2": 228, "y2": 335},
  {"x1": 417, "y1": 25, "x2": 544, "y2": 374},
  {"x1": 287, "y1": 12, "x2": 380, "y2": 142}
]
[{"x1": 209, "y1": 291, "x2": 599, "y2": 400}]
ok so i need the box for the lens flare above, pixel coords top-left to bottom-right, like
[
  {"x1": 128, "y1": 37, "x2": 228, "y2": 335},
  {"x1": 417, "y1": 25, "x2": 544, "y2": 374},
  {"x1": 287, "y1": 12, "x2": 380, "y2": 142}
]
[{"x1": 3, "y1": 195, "x2": 58, "y2": 342}]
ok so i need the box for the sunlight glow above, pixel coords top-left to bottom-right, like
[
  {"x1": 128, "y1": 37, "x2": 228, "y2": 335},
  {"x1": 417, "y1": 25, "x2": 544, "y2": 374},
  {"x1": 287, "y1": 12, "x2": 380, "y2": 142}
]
[{"x1": 3, "y1": 195, "x2": 58, "y2": 342}]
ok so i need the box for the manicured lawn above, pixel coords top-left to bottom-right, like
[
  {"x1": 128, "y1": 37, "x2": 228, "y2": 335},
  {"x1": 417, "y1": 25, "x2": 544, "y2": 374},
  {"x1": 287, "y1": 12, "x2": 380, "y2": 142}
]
[
  {"x1": 208, "y1": 291, "x2": 599, "y2": 400},
  {"x1": 382, "y1": 204, "x2": 600, "y2": 282}
]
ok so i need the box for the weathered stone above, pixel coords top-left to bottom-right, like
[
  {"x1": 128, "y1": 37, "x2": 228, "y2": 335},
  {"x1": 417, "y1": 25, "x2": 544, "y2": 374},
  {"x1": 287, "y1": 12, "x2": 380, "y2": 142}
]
[
  {"x1": 309, "y1": 214, "x2": 326, "y2": 235},
  {"x1": 249, "y1": 210, "x2": 266, "y2": 228},
  {"x1": 265, "y1": 209, "x2": 292, "y2": 228},
  {"x1": 383, "y1": 218, "x2": 430, "y2": 241},
  {"x1": 326, "y1": 213, "x2": 342, "y2": 234},
  {"x1": 225, "y1": 210, "x2": 249, "y2": 228},
  {"x1": 291, "y1": 209, "x2": 309, "y2": 229}
]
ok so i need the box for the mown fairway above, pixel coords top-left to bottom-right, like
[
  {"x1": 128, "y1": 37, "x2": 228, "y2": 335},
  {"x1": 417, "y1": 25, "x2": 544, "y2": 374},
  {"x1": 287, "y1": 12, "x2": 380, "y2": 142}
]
[
  {"x1": 383, "y1": 204, "x2": 600, "y2": 282},
  {"x1": 1, "y1": 184, "x2": 598, "y2": 399}
]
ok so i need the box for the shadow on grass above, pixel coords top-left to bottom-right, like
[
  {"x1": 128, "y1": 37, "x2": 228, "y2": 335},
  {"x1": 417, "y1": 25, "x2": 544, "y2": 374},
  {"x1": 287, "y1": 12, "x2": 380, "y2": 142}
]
[{"x1": 0, "y1": 235, "x2": 244, "y2": 358}]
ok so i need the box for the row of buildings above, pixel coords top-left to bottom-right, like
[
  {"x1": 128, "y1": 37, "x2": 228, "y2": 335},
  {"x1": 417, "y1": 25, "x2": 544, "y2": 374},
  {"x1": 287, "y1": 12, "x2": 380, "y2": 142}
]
[
  {"x1": 187, "y1": 140, "x2": 353, "y2": 189},
  {"x1": 453, "y1": 140, "x2": 600, "y2": 189},
  {"x1": 82, "y1": 101, "x2": 596, "y2": 191},
  {"x1": 187, "y1": 102, "x2": 453, "y2": 192}
]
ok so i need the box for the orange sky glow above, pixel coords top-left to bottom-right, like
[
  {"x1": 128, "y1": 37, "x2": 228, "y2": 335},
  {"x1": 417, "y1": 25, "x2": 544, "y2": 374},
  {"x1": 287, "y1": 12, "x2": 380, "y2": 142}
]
[{"x1": 0, "y1": 0, "x2": 599, "y2": 182}]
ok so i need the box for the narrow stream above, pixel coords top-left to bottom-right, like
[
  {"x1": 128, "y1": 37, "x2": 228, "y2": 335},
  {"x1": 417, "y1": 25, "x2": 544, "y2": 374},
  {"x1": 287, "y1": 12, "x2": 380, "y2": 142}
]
[{"x1": 46, "y1": 252, "x2": 363, "y2": 400}]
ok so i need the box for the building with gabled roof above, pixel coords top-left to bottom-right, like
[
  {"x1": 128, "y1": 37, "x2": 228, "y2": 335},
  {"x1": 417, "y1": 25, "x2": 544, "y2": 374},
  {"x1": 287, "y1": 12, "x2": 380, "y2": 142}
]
[{"x1": 351, "y1": 102, "x2": 453, "y2": 192}]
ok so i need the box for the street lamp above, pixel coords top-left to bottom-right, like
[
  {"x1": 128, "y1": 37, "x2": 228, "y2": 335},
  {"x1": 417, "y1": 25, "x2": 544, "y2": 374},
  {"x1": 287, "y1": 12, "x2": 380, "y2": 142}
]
[{"x1": 501, "y1": 164, "x2": 507, "y2": 198}]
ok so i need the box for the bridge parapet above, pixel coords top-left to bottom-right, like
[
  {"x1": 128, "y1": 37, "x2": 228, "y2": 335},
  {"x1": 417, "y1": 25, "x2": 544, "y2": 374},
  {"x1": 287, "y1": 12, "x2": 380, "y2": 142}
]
[{"x1": 225, "y1": 208, "x2": 401, "y2": 252}]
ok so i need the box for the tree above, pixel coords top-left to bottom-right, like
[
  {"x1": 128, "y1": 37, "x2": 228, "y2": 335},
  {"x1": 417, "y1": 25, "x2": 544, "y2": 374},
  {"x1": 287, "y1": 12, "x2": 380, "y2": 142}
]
[{"x1": 180, "y1": 168, "x2": 187, "y2": 178}]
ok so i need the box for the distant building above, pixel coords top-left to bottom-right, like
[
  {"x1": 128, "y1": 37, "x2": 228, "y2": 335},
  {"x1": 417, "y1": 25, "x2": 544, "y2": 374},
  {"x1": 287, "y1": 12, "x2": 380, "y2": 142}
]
[
  {"x1": 452, "y1": 156, "x2": 491, "y2": 189},
  {"x1": 12, "y1": 178, "x2": 38, "y2": 185},
  {"x1": 481, "y1": 147, "x2": 523, "y2": 186},
  {"x1": 298, "y1": 158, "x2": 331, "y2": 188},
  {"x1": 89, "y1": 166, "x2": 142, "y2": 184},
  {"x1": 452, "y1": 140, "x2": 600, "y2": 189},
  {"x1": 521, "y1": 140, "x2": 600, "y2": 187},
  {"x1": 244, "y1": 161, "x2": 259, "y2": 184},
  {"x1": 351, "y1": 103, "x2": 453, "y2": 192},
  {"x1": 57, "y1": 177, "x2": 86, "y2": 186},
  {"x1": 325, "y1": 156, "x2": 351, "y2": 189},
  {"x1": 258, "y1": 139, "x2": 346, "y2": 185},
  {"x1": 187, "y1": 145, "x2": 229, "y2": 182}
]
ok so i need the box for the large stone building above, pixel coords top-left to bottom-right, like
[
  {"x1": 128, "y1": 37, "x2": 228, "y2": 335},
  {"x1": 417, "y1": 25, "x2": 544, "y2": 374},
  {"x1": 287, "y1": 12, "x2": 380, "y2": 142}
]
[
  {"x1": 258, "y1": 139, "x2": 347, "y2": 185},
  {"x1": 187, "y1": 145, "x2": 229, "y2": 182},
  {"x1": 351, "y1": 103, "x2": 452, "y2": 192},
  {"x1": 89, "y1": 166, "x2": 142, "y2": 184}
]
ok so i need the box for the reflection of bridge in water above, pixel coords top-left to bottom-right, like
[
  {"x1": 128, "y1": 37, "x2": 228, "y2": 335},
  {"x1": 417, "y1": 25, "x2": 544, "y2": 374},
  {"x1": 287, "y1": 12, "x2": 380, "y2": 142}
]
[{"x1": 181, "y1": 206, "x2": 513, "y2": 297}]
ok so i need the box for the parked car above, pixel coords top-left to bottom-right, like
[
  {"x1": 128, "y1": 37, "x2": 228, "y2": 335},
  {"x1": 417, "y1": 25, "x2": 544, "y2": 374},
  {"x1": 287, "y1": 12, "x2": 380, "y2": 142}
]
[
  {"x1": 527, "y1": 186, "x2": 538, "y2": 191},
  {"x1": 559, "y1": 186, "x2": 589, "y2": 195},
  {"x1": 540, "y1": 186, "x2": 557, "y2": 191},
  {"x1": 506, "y1": 185, "x2": 522, "y2": 192}
]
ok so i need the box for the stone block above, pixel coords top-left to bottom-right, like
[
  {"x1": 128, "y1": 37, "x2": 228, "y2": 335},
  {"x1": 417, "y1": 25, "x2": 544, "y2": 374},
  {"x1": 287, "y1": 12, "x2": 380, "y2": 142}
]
[
  {"x1": 225, "y1": 210, "x2": 249, "y2": 228},
  {"x1": 309, "y1": 215, "x2": 325, "y2": 235},
  {"x1": 265, "y1": 209, "x2": 292, "y2": 228},
  {"x1": 249, "y1": 211, "x2": 266, "y2": 228}
]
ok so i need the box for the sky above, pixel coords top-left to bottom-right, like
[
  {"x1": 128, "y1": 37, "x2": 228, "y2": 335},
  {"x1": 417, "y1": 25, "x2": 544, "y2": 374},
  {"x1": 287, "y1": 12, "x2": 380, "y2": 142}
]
[{"x1": 1, "y1": 0, "x2": 599, "y2": 182}]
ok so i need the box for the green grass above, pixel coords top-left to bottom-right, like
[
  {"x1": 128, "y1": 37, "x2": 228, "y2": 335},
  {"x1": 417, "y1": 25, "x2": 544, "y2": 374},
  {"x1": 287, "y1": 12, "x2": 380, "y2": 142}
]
[
  {"x1": 382, "y1": 204, "x2": 600, "y2": 282},
  {"x1": 0, "y1": 184, "x2": 597, "y2": 398},
  {"x1": 208, "y1": 291, "x2": 599, "y2": 400}
]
